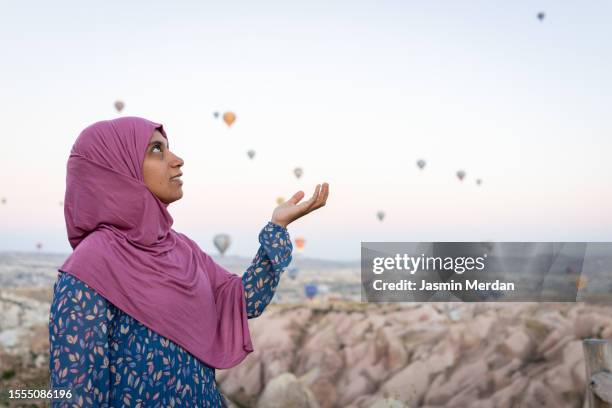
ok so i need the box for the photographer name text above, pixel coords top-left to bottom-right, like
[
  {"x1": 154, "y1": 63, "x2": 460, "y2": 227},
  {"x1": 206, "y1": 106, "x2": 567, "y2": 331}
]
[{"x1": 372, "y1": 279, "x2": 514, "y2": 291}]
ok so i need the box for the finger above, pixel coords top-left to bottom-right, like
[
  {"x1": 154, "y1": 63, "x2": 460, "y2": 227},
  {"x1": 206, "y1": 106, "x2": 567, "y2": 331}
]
[
  {"x1": 288, "y1": 191, "x2": 305, "y2": 205},
  {"x1": 296, "y1": 185, "x2": 320, "y2": 211},
  {"x1": 319, "y1": 182, "x2": 329, "y2": 205},
  {"x1": 318, "y1": 182, "x2": 328, "y2": 200},
  {"x1": 309, "y1": 184, "x2": 321, "y2": 207},
  {"x1": 309, "y1": 183, "x2": 328, "y2": 210}
]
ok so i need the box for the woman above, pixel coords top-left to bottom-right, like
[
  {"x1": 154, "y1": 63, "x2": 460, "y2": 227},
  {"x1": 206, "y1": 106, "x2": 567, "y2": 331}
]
[{"x1": 48, "y1": 117, "x2": 329, "y2": 407}]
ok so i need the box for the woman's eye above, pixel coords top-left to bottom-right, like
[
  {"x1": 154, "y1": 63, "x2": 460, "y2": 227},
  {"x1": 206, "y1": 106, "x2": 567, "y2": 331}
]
[{"x1": 152, "y1": 144, "x2": 162, "y2": 153}]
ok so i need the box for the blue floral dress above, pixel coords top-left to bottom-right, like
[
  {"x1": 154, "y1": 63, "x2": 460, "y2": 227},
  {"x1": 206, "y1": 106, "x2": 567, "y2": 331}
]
[{"x1": 49, "y1": 222, "x2": 292, "y2": 408}]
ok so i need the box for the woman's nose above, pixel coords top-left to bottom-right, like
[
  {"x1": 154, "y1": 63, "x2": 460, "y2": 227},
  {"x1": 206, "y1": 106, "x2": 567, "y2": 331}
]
[{"x1": 171, "y1": 153, "x2": 184, "y2": 167}]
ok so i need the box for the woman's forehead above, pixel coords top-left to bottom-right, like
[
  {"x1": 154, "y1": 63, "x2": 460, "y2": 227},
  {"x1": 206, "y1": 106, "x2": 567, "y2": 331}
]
[{"x1": 150, "y1": 129, "x2": 167, "y2": 141}]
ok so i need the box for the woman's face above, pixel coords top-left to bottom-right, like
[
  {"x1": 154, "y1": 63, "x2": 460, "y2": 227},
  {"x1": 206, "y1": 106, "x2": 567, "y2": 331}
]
[{"x1": 143, "y1": 130, "x2": 184, "y2": 204}]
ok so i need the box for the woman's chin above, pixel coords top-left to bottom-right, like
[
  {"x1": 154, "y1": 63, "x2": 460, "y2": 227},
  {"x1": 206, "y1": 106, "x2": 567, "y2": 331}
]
[
  {"x1": 158, "y1": 190, "x2": 183, "y2": 205},
  {"x1": 173, "y1": 189, "x2": 184, "y2": 202}
]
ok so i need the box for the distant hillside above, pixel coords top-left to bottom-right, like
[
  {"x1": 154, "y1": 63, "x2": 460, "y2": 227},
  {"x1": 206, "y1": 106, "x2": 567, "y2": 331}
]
[{"x1": 0, "y1": 251, "x2": 360, "y2": 289}]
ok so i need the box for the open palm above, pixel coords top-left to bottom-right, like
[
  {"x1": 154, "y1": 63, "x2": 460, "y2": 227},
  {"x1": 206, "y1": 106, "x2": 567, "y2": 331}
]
[{"x1": 271, "y1": 183, "x2": 329, "y2": 228}]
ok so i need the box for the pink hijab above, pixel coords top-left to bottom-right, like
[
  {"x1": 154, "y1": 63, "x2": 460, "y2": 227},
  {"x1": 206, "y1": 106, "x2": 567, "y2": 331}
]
[{"x1": 59, "y1": 116, "x2": 253, "y2": 369}]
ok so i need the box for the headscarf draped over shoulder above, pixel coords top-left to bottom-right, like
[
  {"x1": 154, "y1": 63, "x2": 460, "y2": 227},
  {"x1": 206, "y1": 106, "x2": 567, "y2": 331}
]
[{"x1": 60, "y1": 116, "x2": 253, "y2": 369}]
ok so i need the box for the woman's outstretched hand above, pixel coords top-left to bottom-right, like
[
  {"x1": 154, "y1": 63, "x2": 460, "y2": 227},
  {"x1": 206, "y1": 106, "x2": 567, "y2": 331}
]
[{"x1": 271, "y1": 183, "x2": 330, "y2": 229}]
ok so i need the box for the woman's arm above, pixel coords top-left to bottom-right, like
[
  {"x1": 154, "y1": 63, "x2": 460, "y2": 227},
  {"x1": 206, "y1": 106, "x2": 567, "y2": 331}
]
[
  {"x1": 49, "y1": 272, "x2": 111, "y2": 407},
  {"x1": 241, "y1": 221, "x2": 293, "y2": 318}
]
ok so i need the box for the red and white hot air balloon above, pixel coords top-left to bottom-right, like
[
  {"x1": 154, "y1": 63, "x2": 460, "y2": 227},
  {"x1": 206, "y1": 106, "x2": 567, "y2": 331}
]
[{"x1": 294, "y1": 236, "x2": 306, "y2": 254}]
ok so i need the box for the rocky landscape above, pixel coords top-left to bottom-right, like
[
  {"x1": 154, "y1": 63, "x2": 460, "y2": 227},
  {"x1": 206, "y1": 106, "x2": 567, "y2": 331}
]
[
  {"x1": 1, "y1": 251, "x2": 610, "y2": 407},
  {"x1": 0, "y1": 288, "x2": 53, "y2": 408},
  {"x1": 216, "y1": 301, "x2": 608, "y2": 407},
  {"x1": 3, "y1": 289, "x2": 612, "y2": 407}
]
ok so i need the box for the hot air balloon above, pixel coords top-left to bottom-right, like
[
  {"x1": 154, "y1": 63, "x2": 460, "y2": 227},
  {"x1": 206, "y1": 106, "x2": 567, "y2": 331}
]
[
  {"x1": 287, "y1": 267, "x2": 299, "y2": 280},
  {"x1": 213, "y1": 111, "x2": 220, "y2": 119},
  {"x1": 416, "y1": 159, "x2": 426, "y2": 170},
  {"x1": 476, "y1": 179, "x2": 482, "y2": 186},
  {"x1": 295, "y1": 236, "x2": 306, "y2": 254},
  {"x1": 456, "y1": 170, "x2": 466, "y2": 181},
  {"x1": 36, "y1": 242, "x2": 43, "y2": 251},
  {"x1": 276, "y1": 197, "x2": 285, "y2": 205},
  {"x1": 304, "y1": 283, "x2": 318, "y2": 300},
  {"x1": 293, "y1": 167, "x2": 303, "y2": 179},
  {"x1": 247, "y1": 149, "x2": 255, "y2": 160},
  {"x1": 537, "y1": 12, "x2": 545, "y2": 21},
  {"x1": 213, "y1": 234, "x2": 231, "y2": 256},
  {"x1": 376, "y1": 211, "x2": 385, "y2": 221},
  {"x1": 223, "y1": 112, "x2": 236, "y2": 127},
  {"x1": 1, "y1": 197, "x2": 6, "y2": 205},
  {"x1": 481, "y1": 241, "x2": 494, "y2": 252},
  {"x1": 114, "y1": 100, "x2": 125, "y2": 113},
  {"x1": 576, "y1": 276, "x2": 587, "y2": 290}
]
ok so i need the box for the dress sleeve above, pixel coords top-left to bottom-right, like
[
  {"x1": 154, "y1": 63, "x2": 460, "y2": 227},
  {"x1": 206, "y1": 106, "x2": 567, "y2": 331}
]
[
  {"x1": 49, "y1": 272, "x2": 111, "y2": 407},
  {"x1": 242, "y1": 221, "x2": 293, "y2": 318}
]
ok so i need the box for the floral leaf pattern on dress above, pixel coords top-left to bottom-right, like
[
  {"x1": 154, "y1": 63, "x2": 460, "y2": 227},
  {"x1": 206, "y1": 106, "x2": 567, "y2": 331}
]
[
  {"x1": 242, "y1": 222, "x2": 292, "y2": 318},
  {"x1": 49, "y1": 222, "x2": 292, "y2": 407}
]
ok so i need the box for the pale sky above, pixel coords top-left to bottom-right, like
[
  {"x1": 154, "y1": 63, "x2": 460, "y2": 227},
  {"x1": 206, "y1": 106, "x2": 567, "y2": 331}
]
[{"x1": 1, "y1": 0, "x2": 611, "y2": 261}]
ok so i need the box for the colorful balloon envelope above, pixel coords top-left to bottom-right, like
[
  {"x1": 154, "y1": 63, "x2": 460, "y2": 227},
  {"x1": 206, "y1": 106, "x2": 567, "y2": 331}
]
[
  {"x1": 213, "y1": 233, "x2": 231, "y2": 256},
  {"x1": 223, "y1": 112, "x2": 236, "y2": 127},
  {"x1": 114, "y1": 100, "x2": 125, "y2": 113},
  {"x1": 287, "y1": 267, "x2": 299, "y2": 280},
  {"x1": 295, "y1": 236, "x2": 306, "y2": 253},
  {"x1": 304, "y1": 283, "x2": 318, "y2": 299}
]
